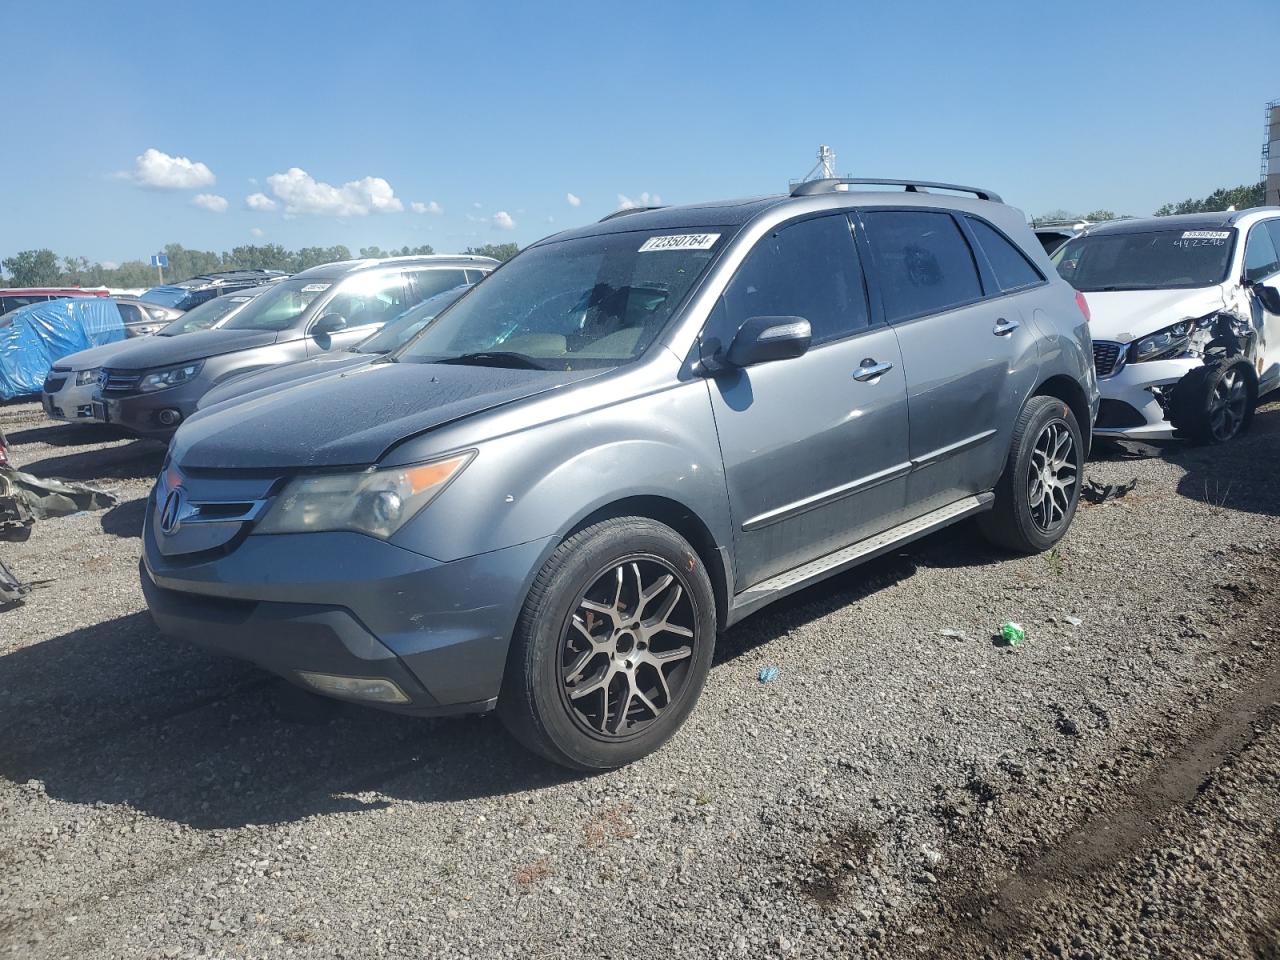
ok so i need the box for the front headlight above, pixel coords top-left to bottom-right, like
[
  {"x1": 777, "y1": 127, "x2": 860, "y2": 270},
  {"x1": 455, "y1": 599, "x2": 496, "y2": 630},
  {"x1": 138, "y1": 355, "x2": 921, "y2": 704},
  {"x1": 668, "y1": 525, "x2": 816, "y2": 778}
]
[
  {"x1": 75, "y1": 369, "x2": 99, "y2": 386},
  {"x1": 139, "y1": 361, "x2": 204, "y2": 392},
  {"x1": 256, "y1": 452, "x2": 474, "y2": 539},
  {"x1": 1130, "y1": 321, "x2": 1192, "y2": 362}
]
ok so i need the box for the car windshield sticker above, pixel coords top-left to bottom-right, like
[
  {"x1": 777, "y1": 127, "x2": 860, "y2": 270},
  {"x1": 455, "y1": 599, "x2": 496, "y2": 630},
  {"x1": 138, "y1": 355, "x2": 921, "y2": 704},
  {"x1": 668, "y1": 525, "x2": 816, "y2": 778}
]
[
  {"x1": 638, "y1": 233, "x2": 721, "y2": 253},
  {"x1": 301, "y1": 283, "x2": 332, "y2": 293},
  {"x1": 228, "y1": 296, "x2": 252, "y2": 302},
  {"x1": 1181, "y1": 231, "x2": 1230, "y2": 239}
]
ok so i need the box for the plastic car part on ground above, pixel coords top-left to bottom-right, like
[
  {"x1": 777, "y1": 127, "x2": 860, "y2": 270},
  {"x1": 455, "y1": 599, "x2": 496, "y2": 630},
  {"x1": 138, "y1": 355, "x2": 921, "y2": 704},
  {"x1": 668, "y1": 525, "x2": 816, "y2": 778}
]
[
  {"x1": 1083, "y1": 478, "x2": 1138, "y2": 504},
  {"x1": 0, "y1": 297, "x2": 125, "y2": 399},
  {"x1": 0, "y1": 559, "x2": 29, "y2": 607},
  {"x1": 0, "y1": 465, "x2": 117, "y2": 522}
]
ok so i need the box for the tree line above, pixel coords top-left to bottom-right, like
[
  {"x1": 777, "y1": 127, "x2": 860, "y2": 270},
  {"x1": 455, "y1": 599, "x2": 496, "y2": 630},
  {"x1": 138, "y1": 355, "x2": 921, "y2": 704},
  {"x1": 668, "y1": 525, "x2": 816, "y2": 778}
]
[
  {"x1": 1032, "y1": 181, "x2": 1266, "y2": 227},
  {"x1": 0, "y1": 241, "x2": 520, "y2": 288}
]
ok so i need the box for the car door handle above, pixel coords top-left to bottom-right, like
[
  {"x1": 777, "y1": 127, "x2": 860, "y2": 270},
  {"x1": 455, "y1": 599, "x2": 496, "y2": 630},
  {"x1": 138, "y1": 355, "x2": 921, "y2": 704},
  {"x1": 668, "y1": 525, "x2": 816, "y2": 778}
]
[
  {"x1": 852, "y1": 360, "x2": 894, "y2": 382},
  {"x1": 993, "y1": 318, "x2": 1020, "y2": 336}
]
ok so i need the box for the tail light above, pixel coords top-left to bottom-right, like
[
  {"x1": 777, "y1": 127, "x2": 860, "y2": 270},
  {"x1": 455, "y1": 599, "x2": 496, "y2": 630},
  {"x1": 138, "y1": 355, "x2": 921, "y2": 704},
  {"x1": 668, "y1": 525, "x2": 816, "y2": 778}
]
[{"x1": 1074, "y1": 291, "x2": 1091, "y2": 323}]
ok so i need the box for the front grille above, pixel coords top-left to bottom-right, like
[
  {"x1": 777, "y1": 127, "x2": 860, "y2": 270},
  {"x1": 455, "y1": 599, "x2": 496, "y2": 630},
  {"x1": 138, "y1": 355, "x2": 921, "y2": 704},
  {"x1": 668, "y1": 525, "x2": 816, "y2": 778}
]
[
  {"x1": 1092, "y1": 340, "x2": 1125, "y2": 379},
  {"x1": 100, "y1": 369, "x2": 142, "y2": 394},
  {"x1": 43, "y1": 375, "x2": 67, "y2": 392}
]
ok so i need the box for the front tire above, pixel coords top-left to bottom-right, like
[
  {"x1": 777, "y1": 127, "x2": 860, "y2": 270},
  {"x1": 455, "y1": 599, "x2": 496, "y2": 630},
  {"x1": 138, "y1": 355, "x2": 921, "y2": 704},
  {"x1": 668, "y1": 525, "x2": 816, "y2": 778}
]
[
  {"x1": 978, "y1": 395, "x2": 1083, "y2": 554},
  {"x1": 498, "y1": 517, "x2": 716, "y2": 771},
  {"x1": 1167, "y1": 359, "x2": 1256, "y2": 444}
]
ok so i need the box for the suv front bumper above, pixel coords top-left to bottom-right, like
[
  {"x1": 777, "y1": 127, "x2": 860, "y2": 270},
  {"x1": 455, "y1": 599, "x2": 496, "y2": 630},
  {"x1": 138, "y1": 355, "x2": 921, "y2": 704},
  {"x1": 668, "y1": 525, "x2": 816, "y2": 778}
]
[
  {"x1": 142, "y1": 509, "x2": 554, "y2": 714},
  {"x1": 1094, "y1": 356, "x2": 1201, "y2": 440}
]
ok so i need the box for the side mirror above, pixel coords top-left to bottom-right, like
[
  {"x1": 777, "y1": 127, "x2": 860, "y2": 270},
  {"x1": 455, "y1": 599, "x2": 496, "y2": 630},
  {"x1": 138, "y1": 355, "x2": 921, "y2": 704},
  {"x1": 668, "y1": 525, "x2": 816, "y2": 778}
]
[
  {"x1": 312, "y1": 313, "x2": 347, "y2": 336},
  {"x1": 724, "y1": 316, "x2": 812, "y2": 368},
  {"x1": 1253, "y1": 281, "x2": 1280, "y2": 315}
]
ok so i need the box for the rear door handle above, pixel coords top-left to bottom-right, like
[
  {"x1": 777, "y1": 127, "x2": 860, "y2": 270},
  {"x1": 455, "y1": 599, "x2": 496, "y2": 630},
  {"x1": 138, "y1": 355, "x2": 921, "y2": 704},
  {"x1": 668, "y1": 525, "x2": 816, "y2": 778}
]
[
  {"x1": 852, "y1": 360, "x2": 894, "y2": 382},
  {"x1": 993, "y1": 318, "x2": 1020, "y2": 336}
]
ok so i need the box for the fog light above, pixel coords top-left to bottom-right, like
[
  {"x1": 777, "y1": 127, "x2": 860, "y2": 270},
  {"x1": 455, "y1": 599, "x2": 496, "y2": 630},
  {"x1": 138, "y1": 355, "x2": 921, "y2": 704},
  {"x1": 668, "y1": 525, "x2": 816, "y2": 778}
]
[
  {"x1": 297, "y1": 671, "x2": 410, "y2": 704},
  {"x1": 157, "y1": 409, "x2": 182, "y2": 426}
]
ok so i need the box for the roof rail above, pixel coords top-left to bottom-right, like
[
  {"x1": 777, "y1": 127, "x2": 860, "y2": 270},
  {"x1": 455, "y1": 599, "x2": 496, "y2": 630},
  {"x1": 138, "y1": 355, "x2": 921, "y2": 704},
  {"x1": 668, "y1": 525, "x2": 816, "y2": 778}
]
[
  {"x1": 598, "y1": 206, "x2": 666, "y2": 222},
  {"x1": 790, "y1": 178, "x2": 1002, "y2": 203}
]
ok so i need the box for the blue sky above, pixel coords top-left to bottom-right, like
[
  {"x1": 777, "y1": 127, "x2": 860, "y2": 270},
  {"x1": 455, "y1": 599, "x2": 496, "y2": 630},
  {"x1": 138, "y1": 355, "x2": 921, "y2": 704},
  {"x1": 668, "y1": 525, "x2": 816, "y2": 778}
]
[{"x1": 3, "y1": 0, "x2": 1277, "y2": 264}]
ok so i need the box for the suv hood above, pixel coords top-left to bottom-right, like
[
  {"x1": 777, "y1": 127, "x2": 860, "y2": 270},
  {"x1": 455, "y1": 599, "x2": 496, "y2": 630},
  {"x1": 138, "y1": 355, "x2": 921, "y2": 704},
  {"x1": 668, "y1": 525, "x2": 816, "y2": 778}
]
[
  {"x1": 52, "y1": 338, "x2": 146, "y2": 372},
  {"x1": 99, "y1": 328, "x2": 283, "y2": 369},
  {"x1": 1084, "y1": 287, "x2": 1226, "y2": 343},
  {"x1": 173, "y1": 361, "x2": 598, "y2": 469},
  {"x1": 197, "y1": 351, "x2": 372, "y2": 411}
]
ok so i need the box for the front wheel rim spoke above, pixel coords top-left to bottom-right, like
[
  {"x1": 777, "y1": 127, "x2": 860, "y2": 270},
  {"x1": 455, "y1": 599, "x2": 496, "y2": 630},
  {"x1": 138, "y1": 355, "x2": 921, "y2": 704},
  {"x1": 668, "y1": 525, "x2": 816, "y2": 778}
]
[{"x1": 562, "y1": 557, "x2": 697, "y2": 738}]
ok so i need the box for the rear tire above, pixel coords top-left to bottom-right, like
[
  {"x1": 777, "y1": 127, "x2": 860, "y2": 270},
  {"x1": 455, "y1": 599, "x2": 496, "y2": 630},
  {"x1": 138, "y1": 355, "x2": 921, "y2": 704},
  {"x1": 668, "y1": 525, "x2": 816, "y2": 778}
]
[
  {"x1": 498, "y1": 517, "x2": 716, "y2": 771},
  {"x1": 1167, "y1": 359, "x2": 1256, "y2": 444},
  {"x1": 978, "y1": 395, "x2": 1083, "y2": 554}
]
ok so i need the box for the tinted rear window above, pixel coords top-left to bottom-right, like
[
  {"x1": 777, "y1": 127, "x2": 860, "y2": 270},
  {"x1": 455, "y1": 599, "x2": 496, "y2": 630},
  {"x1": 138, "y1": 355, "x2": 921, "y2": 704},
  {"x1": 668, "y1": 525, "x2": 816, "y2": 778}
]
[
  {"x1": 967, "y1": 218, "x2": 1043, "y2": 291},
  {"x1": 861, "y1": 211, "x2": 983, "y2": 321}
]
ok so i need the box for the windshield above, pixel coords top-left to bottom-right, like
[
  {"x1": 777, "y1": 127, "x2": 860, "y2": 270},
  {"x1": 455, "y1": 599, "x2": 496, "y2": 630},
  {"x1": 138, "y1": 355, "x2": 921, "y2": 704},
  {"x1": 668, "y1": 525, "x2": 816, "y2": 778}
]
[
  {"x1": 1055, "y1": 229, "x2": 1235, "y2": 291},
  {"x1": 221, "y1": 278, "x2": 331, "y2": 332},
  {"x1": 158, "y1": 292, "x2": 259, "y2": 335},
  {"x1": 394, "y1": 228, "x2": 728, "y2": 369},
  {"x1": 356, "y1": 284, "x2": 472, "y2": 354}
]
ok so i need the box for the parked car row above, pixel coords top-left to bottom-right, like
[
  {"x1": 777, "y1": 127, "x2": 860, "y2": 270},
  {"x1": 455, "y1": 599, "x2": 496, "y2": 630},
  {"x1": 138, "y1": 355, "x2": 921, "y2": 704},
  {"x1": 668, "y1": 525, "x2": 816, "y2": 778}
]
[{"x1": 22, "y1": 183, "x2": 1280, "y2": 771}]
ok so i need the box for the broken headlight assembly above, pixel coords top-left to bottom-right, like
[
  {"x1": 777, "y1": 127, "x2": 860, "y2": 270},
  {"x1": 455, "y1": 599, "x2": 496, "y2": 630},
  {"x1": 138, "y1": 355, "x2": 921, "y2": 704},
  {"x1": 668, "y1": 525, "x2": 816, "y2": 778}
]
[
  {"x1": 1130, "y1": 320, "x2": 1193, "y2": 362},
  {"x1": 74, "y1": 369, "x2": 99, "y2": 386},
  {"x1": 256, "y1": 452, "x2": 474, "y2": 539}
]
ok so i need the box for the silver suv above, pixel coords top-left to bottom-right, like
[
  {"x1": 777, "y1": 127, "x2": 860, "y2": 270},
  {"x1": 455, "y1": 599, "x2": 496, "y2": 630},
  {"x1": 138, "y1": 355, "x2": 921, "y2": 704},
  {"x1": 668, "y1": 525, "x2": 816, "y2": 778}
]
[
  {"x1": 142, "y1": 180, "x2": 1097, "y2": 769},
  {"x1": 92, "y1": 256, "x2": 497, "y2": 436}
]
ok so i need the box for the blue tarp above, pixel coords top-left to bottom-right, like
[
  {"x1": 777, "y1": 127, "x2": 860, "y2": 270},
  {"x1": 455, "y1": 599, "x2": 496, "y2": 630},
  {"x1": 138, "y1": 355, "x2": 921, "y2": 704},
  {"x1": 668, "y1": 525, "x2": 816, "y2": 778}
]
[{"x1": 0, "y1": 298, "x2": 125, "y2": 400}]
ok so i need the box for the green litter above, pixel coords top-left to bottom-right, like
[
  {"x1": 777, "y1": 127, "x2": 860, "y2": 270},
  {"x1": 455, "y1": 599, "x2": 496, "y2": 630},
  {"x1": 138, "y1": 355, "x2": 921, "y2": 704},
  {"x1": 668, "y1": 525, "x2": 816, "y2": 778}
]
[{"x1": 998, "y1": 621, "x2": 1026, "y2": 646}]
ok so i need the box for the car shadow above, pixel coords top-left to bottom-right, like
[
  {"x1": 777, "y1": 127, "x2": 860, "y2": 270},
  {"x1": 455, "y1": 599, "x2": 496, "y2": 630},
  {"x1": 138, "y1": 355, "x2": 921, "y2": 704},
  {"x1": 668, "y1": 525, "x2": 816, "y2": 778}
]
[
  {"x1": 5, "y1": 421, "x2": 131, "y2": 448},
  {"x1": 17, "y1": 439, "x2": 165, "y2": 482},
  {"x1": 100, "y1": 497, "x2": 147, "y2": 537}
]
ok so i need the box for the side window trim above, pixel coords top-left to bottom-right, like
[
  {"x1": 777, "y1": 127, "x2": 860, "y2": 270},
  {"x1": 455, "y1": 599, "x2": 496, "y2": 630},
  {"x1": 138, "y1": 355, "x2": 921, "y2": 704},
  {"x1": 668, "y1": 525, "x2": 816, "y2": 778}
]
[{"x1": 958, "y1": 214, "x2": 1048, "y2": 294}]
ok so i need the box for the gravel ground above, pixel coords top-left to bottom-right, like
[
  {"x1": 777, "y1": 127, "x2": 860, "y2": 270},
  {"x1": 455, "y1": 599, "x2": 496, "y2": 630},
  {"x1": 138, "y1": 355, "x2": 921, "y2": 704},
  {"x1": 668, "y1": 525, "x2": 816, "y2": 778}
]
[{"x1": 2, "y1": 395, "x2": 1279, "y2": 960}]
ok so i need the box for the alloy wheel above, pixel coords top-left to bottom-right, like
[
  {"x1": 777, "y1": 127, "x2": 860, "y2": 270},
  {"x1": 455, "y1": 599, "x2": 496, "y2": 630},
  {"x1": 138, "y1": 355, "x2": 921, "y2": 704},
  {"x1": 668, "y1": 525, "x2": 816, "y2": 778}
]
[
  {"x1": 561, "y1": 557, "x2": 697, "y2": 738},
  {"x1": 1027, "y1": 420, "x2": 1077, "y2": 531},
  {"x1": 1208, "y1": 367, "x2": 1248, "y2": 441}
]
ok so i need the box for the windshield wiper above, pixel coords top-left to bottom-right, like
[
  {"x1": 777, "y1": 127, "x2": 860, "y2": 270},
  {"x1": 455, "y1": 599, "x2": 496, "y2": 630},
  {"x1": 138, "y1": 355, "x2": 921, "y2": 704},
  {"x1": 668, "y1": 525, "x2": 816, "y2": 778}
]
[{"x1": 436, "y1": 351, "x2": 546, "y2": 370}]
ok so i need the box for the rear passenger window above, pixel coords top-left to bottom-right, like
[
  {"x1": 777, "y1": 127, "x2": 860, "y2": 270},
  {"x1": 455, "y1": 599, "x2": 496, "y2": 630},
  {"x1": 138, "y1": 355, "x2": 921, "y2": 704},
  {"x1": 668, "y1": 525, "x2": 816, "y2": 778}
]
[
  {"x1": 966, "y1": 217, "x2": 1044, "y2": 291},
  {"x1": 408, "y1": 269, "x2": 470, "y2": 303},
  {"x1": 722, "y1": 214, "x2": 869, "y2": 345},
  {"x1": 861, "y1": 211, "x2": 983, "y2": 321}
]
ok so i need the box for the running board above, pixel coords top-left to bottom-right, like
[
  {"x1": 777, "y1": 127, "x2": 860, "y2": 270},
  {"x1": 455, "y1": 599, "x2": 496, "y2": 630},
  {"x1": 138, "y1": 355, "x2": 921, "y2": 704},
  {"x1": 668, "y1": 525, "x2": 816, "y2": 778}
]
[{"x1": 727, "y1": 493, "x2": 994, "y2": 625}]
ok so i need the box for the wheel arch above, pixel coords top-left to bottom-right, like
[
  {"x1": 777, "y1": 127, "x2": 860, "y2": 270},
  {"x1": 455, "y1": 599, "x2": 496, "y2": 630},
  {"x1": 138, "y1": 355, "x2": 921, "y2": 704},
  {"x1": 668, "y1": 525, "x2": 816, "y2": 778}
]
[
  {"x1": 1032, "y1": 374, "x2": 1093, "y2": 457},
  {"x1": 563, "y1": 495, "x2": 731, "y2": 630}
]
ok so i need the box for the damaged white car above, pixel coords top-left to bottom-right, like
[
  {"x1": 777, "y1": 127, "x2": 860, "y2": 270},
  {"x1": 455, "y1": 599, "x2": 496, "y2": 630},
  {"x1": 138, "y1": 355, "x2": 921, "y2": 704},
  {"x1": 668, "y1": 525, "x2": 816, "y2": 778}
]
[{"x1": 1055, "y1": 210, "x2": 1280, "y2": 442}]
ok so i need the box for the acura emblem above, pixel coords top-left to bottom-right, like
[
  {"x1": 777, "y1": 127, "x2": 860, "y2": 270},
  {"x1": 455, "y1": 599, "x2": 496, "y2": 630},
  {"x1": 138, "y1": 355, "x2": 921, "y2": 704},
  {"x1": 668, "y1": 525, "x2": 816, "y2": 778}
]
[{"x1": 159, "y1": 487, "x2": 186, "y2": 534}]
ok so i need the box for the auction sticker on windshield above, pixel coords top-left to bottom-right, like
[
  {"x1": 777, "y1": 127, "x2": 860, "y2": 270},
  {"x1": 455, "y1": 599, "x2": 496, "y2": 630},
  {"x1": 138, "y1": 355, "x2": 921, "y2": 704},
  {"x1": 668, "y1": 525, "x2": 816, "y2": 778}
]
[
  {"x1": 639, "y1": 234, "x2": 720, "y2": 252},
  {"x1": 301, "y1": 283, "x2": 332, "y2": 293}
]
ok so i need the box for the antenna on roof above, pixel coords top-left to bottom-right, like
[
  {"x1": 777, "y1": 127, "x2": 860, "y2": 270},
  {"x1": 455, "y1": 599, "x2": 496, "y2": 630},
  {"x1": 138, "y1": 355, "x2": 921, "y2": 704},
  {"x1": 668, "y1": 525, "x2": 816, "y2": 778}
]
[{"x1": 802, "y1": 145, "x2": 837, "y2": 182}]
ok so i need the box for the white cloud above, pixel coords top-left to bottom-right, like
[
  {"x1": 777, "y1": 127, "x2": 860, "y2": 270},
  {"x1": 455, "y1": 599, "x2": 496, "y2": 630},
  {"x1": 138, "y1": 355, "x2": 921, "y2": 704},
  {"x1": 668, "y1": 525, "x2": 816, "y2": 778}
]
[
  {"x1": 265, "y1": 167, "x2": 404, "y2": 216},
  {"x1": 192, "y1": 193, "x2": 228, "y2": 213},
  {"x1": 100, "y1": 260, "x2": 119, "y2": 270},
  {"x1": 617, "y1": 191, "x2": 662, "y2": 211},
  {"x1": 566, "y1": 192, "x2": 582, "y2": 207},
  {"x1": 250, "y1": 227, "x2": 264, "y2": 238},
  {"x1": 411, "y1": 200, "x2": 443, "y2": 215},
  {"x1": 244, "y1": 192, "x2": 277, "y2": 212},
  {"x1": 131, "y1": 148, "x2": 216, "y2": 190},
  {"x1": 491, "y1": 211, "x2": 516, "y2": 231},
  {"x1": 547, "y1": 215, "x2": 555, "y2": 223}
]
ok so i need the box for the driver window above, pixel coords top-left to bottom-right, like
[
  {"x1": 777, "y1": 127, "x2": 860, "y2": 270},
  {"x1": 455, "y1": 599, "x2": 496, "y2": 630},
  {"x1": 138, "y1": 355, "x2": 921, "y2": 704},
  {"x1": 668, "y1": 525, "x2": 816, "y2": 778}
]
[
  {"x1": 319, "y1": 275, "x2": 410, "y2": 329},
  {"x1": 1244, "y1": 223, "x2": 1280, "y2": 283}
]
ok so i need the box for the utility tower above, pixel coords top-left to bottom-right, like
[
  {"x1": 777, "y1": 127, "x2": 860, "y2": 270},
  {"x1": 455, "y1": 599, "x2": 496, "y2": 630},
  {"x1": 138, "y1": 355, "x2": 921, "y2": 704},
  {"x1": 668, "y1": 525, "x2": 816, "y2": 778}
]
[
  {"x1": 1265, "y1": 99, "x2": 1280, "y2": 206},
  {"x1": 803, "y1": 145, "x2": 837, "y2": 181}
]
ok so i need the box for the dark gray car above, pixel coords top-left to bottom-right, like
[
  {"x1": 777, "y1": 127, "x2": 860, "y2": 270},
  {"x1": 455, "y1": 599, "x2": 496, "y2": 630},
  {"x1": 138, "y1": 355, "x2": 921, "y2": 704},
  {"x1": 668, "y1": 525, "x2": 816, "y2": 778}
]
[
  {"x1": 195, "y1": 284, "x2": 474, "y2": 411},
  {"x1": 93, "y1": 256, "x2": 497, "y2": 436},
  {"x1": 142, "y1": 180, "x2": 1097, "y2": 770}
]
